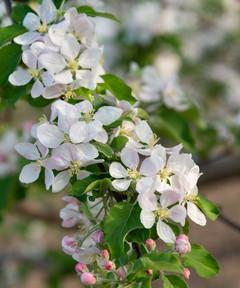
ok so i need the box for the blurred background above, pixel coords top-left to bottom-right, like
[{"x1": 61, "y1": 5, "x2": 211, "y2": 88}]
[{"x1": 0, "y1": 0, "x2": 240, "y2": 287}]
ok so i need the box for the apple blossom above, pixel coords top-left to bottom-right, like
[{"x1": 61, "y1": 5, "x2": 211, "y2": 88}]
[
  {"x1": 75, "y1": 263, "x2": 88, "y2": 274},
  {"x1": 175, "y1": 234, "x2": 191, "y2": 255},
  {"x1": 81, "y1": 272, "x2": 96, "y2": 286}
]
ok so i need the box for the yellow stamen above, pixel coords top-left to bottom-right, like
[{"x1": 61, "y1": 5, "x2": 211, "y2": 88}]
[
  {"x1": 68, "y1": 59, "x2": 79, "y2": 72},
  {"x1": 69, "y1": 160, "x2": 81, "y2": 176},
  {"x1": 127, "y1": 169, "x2": 141, "y2": 180},
  {"x1": 29, "y1": 69, "x2": 40, "y2": 79},
  {"x1": 184, "y1": 193, "x2": 197, "y2": 202},
  {"x1": 159, "y1": 168, "x2": 172, "y2": 181},
  {"x1": 155, "y1": 207, "x2": 170, "y2": 219},
  {"x1": 38, "y1": 23, "x2": 48, "y2": 33}
]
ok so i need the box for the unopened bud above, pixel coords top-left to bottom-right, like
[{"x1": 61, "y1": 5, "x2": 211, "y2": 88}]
[
  {"x1": 81, "y1": 272, "x2": 96, "y2": 286},
  {"x1": 75, "y1": 263, "x2": 88, "y2": 274},
  {"x1": 104, "y1": 260, "x2": 115, "y2": 271},
  {"x1": 101, "y1": 249, "x2": 109, "y2": 260},
  {"x1": 117, "y1": 267, "x2": 127, "y2": 281},
  {"x1": 145, "y1": 238, "x2": 156, "y2": 251},
  {"x1": 183, "y1": 268, "x2": 190, "y2": 280},
  {"x1": 91, "y1": 230, "x2": 104, "y2": 244},
  {"x1": 175, "y1": 234, "x2": 191, "y2": 255}
]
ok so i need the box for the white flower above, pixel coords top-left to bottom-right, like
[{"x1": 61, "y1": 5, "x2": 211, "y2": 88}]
[
  {"x1": 14, "y1": 0, "x2": 57, "y2": 45},
  {"x1": 139, "y1": 190, "x2": 186, "y2": 243},
  {"x1": 15, "y1": 141, "x2": 54, "y2": 189},
  {"x1": 109, "y1": 147, "x2": 156, "y2": 191},
  {"x1": 46, "y1": 143, "x2": 99, "y2": 192},
  {"x1": 69, "y1": 100, "x2": 123, "y2": 144},
  {"x1": 9, "y1": 50, "x2": 54, "y2": 98},
  {"x1": 37, "y1": 122, "x2": 65, "y2": 149}
]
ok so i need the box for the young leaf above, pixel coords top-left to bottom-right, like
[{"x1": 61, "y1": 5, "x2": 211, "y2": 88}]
[
  {"x1": 197, "y1": 194, "x2": 220, "y2": 221},
  {"x1": 93, "y1": 142, "x2": 114, "y2": 159},
  {"x1": 103, "y1": 202, "x2": 143, "y2": 262},
  {"x1": 0, "y1": 25, "x2": 26, "y2": 47},
  {"x1": 0, "y1": 44, "x2": 22, "y2": 85},
  {"x1": 71, "y1": 175, "x2": 100, "y2": 197},
  {"x1": 183, "y1": 244, "x2": 219, "y2": 278},
  {"x1": 77, "y1": 6, "x2": 120, "y2": 22},
  {"x1": 101, "y1": 74, "x2": 137, "y2": 104},
  {"x1": 111, "y1": 135, "x2": 128, "y2": 152},
  {"x1": 162, "y1": 275, "x2": 189, "y2": 288}
]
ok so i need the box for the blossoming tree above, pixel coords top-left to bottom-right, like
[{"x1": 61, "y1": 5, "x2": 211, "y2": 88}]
[{"x1": 0, "y1": 0, "x2": 220, "y2": 287}]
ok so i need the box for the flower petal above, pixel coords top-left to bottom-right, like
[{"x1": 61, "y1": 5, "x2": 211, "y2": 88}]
[
  {"x1": 112, "y1": 179, "x2": 131, "y2": 191},
  {"x1": 54, "y1": 70, "x2": 73, "y2": 84},
  {"x1": 160, "y1": 190, "x2": 181, "y2": 208},
  {"x1": 138, "y1": 192, "x2": 158, "y2": 211},
  {"x1": 39, "y1": 52, "x2": 66, "y2": 74},
  {"x1": 31, "y1": 79, "x2": 44, "y2": 98},
  {"x1": 121, "y1": 147, "x2": 139, "y2": 170},
  {"x1": 136, "y1": 177, "x2": 155, "y2": 194},
  {"x1": 61, "y1": 34, "x2": 81, "y2": 60},
  {"x1": 157, "y1": 219, "x2": 176, "y2": 243},
  {"x1": 170, "y1": 205, "x2": 186, "y2": 226},
  {"x1": 140, "y1": 156, "x2": 161, "y2": 177},
  {"x1": 109, "y1": 162, "x2": 128, "y2": 178},
  {"x1": 45, "y1": 168, "x2": 54, "y2": 190},
  {"x1": 37, "y1": 123, "x2": 64, "y2": 148},
  {"x1": 23, "y1": 13, "x2": 40, "y2": 31},
  {"x1": 187, "y1": 202, "x2": 206, "y2": 226},
  {"x1": 135, "y1": 120, "x2": 154, "y2": 144},
  {"x1": 19, "y1": 163, "x2": 41, "y2": 184},
  {"x1": 69, "y1": 121, "x2": 91, "y2": 143},
  {"x1": 78, "y1": 47, "x2": 102, "y2": 69},
  {"x1": 94, "y1": 106, "x2": 123, "y2": 126},
  {"x1": 22, "y1": 50, "x2": 37, "y2": 69},
  {"x1": 140, "y1": 210, "x2": 155, "y2": 229},
  {"x1": 15, "y1": 142, "x2": 40, "y2": 160},
  {"x1": 9, "y1": 68, "x2": 32, "y2": 86},
  {"x1": 14, "y1": 32, "x2": 41, "y2": 45},
  {"x1": 43, "y1": 84, "x2": 65, "y2": 99},
  {"x1": 40, "y1": 0, "x2": 57, "y2": 24},
  {"x1": 52, "y1": 170, "x2": 71, "y2": 192}
]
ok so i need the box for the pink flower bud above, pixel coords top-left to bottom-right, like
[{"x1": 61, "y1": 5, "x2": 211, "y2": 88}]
[
  {"x1": 145, "y1": 238, "x2": 156, "y2": 251},
  {"x1": 116, "y1": 267, "x2": 127, "y2": 281},
  {"x1": 81, "y1": 272, "x2": 96, "y2": 286},
  {"x1": 101, "y1": 249, "x2": 109, "y2": 260},
  {"x1": 104, "y1": 260, "x2": 115, "y2": 271},
  {"x1": 62, "y1": 235, "x2": 78, "y2": 255},
  {"x1": 91, "y1": 230, "x2": 104, "y2": 244},
  {"x1": 183, "y1": 268, "x2": 190, "y2": 280},
  {"x1": 75, "y1": 263, "x2": 88, "y2": 274},
  {"x1": 175, "y1": 234, "x2": 191, "y2": 255}
]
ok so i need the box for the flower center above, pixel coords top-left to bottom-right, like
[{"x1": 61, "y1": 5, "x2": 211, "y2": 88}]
[
  {"x1": 36, "y1": 160, "x2": 42, "y2": 167},
  {"x1": 119, "y1": 127, "x2": 132, "y2": 137},
  {"x1": 155, "y1": 207, "x2": 170, "y2": 219},
  {"x1": 29, "y1": 69, "x2": 40, "y2": 79},
  {"x1": 184, "y1": 193, "x2": 197, "y2": 202},
  {"x1": 127, "y1": 169, "x2": 140, "y2": 180},
  {"x1": 82, "y1": 112, "x2": 94, "y2": 123},
  {"x1": 165, "y1": 89, "x2": 177, "y2": 97},
  {"x1": 69, "y1": 160, "x2": 81, "y2": 176},
  {"x1": 38, "y1": 23, "x2": 48, "y2": 33},
  {"x1": 64, "y1": 133, "x2": 70, "y2": 143},
  {"x1": 159, "y1": 167, "x2": 172, "y2": 181},
  {"x1": 68, "y1": 59, "x2": 79, "y2": 72},
  {"x1": 64, "y1": 89, "x2": 76, "y2": 100}
]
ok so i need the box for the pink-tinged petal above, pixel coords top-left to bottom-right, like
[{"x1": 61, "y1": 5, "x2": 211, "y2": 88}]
[
  {"x1": 54, "y1": 70, "x2": 73, "y2": 84},
  {"x1": 136, "y1": 177, "x2": 155, "y2": 194},
  {"x1": 140, "y1": 210, "x2": 155, "y2": 229},
  {"x1": 19, "y1": 163, "x2": 41, "y2": 184},
  {"x1": 151, "y1": 144, "x2": 167, "y2": 163},
  {"x1": 94, "y1": 106, "x2": 123, "y2": 126},
  {"x1": 135, "y1": 120, "x2": 153, "y2": 145},
  {"x1": 61, "y1": 34, "x2": 81, "y2": 60},
  {"x1": 9, "y1": 68, "x2": 32, "y2": 86},
  {"x1": 77, "y1": 170, "x2": 91, "y2": 180},
  {"x1": 36, "y1": 141, "x2": 49, "y2": 158},
  {"x1": 138, "y1": 192, "x2": 158, "y2": 211},
  {"x1": 187, "y1": 202, "x2": 206, "y2": 226},
  {"x1": 37, "y1": 123, "x2": 64, "y2": 148},
  {"x1": 73, "y1": 247, "x2": 99, "y2": 265},
  {"x1": 62, "y1": 196, "x2": 79, "y2": 206},
  {"x1": 43, "y1": 84, "x2": 64, "y2": 99},
  {"x1": 78, "y1": 47, "x2": 102, "y2": 68},
  {"x1": 155, "y1": 177, "x2": 171, "y2": 193},
  {"x1": 94, "y1": 128, "x2": 108, "y2": 144},
  {"x1": 121, "y1": 147, "x2": 139, "y2": 170},
  {"x1": 40, "y1": 0, "x2": 57, "y2": 24},
  {"x1": 31, "y1": 80, "x2": 44, "y2": 98},
  {"x1": 109, "y1": 162, "x2": 128, "y2": 178},
  {"x1": 140, "y1": 157, "x2": 162, "y2": 177},
  {"x1": 15, "y1": 142, "x2": 40, "y2": 160},
  {"x1": 62, "y1": 235, "x2": 78, "y2": 255},
  {"x1": 160, "y1": 190, "x2": 181, "y2": 208},
  {"x1": 167, "y1": 153, "x2": 195, "y2": 175},
  {"x1": 38, "y1": 52, "x2": 66, "y2": 74},
  {"x1": 23, "y1": 13, "x2": 40, "y2": 31},
  {"x1": 14, "y1": 32, "x2": 41, "y2": 45},
  {"x1": 52, "y1": 170, "x2": 71, "y2": 192},
  {"x1": 22, "y1": 50, "x2": 37, "y2": 69},
  {"x1": 157, "y1": 219, "x2": 176, "y2": 243},
  {"x1": 112, "y1": 179, "x2": 131, "y2": 191},
  {"x1": 41, "y1": 71, "x2": 55, "y2": 87},
  {"x1": 45, "y1": 168, "x2": 54, "y2": 190},
  {"x1": 170, "y1": 205, "x2": 186, "y2": 226}
]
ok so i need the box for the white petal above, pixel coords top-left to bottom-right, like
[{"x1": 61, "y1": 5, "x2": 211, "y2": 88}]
[
  {"x1": 54, "y1": 70, "x2": 73, "y2": 84},
  {"x1": 187, "y1": 202, "x2": 207, "y2": 226},
  {"x1": 37, "y1": 123, "x2": 64, "y2": 148},
  {"x1": 41, "y1": 71, "x2": 55, "y2": 87},
  {"x1": 39, "y1": 52, "x2": 66, "y2": 74},
  {"x1": 140, "y1": 210, "x2": 155, "y2": 229},
  {"x1": 61, "y1": 34, "x2": 81, "y2": 60},
  {"x1": 75, "y1": 100, "x2": 93, "y2": 114},
  {"x1": 40, "y1": 0, "x2": 57, "y2": 24},
  {"x1": 112, "y1": 179, "x2": 131, "y2": 191},
  {"x1": 52, "y1": 170, "x2": 71, "y2": 192},
  {"x1": 48, "y1": 21, "x2": 69, "y2": 46},
  {"x1": 78, "y1": 47, "x2": 102, "y2": 69},
  {"x1": 94, "y1": 106, "x2": 123, "y2": 126},
  {"x1": 160, "y1": 190, "x2": 181, "y2": 208},
  {"x1": 22, "y1": 50, "x2": 37, "y2": 69},
  {"x1": 136, "y1": 177, "x2": 155, "y2": 194},
  {"x1": 168, "y1": 153, "x2": 195, "y2": 175},
  {"x1": 23, "y1": 13, "x2": 40, "y2": 31},
  {"x1": 31, "y1": 80, "x2": 44, "y2": 98},
  {"x1": 69, "y1": 121, "x2": 90, "y2": 143},
  {"x1": 109, "y1": 162, "x2": 128, "y2": 178},
  {"x1": 76, "y1": 69, "x2": 96, "y2": 90},
  {"x1": 19, "y1": 163, "x2": 41, "y2": 184},
  {"x1": 76, "y1": 143, "x2": 99, "y2": 161},
  {"x1": 121, "y1": 147, "x2": 139, "y2": 170},
  {"x1": 151, "y1": 144, "x2": 167, "y2": 163},
  {"x1": 135, "y1": 121, "x2": 154, "y2": 144},
  {"x1": 140, "y1": 157, "x2": 162, "y2": 177},
  {"x1": 15, "y1": 142, "x2": 40, "y2": 160},
  {"x1": 14, "y1": 32, "x2": 41, "y2": 45},
  {"x1": 45, "y1": 168, "x2": 54, "y2": 190},
  {"x1": 138, "y1": 192, "x2": 158, "y2": 211},
  {"x1": 157, "y1": 219, "x2": 176, "y2": 243},
  {"x1": 9, "y1": 69, "x2": 32, "y2": 86},
  {"x1": 43, "y1": 84, "x2": 64, "y2": 99},
  {"x1": 170, "y1": 205, "x2": 186, "y2": 226},
  {"x1": 94, "y1": 128, "x2": 108, "y2": 144}
]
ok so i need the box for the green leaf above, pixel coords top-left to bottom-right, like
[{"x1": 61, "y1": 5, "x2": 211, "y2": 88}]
[
  {"x1": 0, "y1": 83, "x2": 27, "y2": 106},
  {"x1": 133, "y1": 252, "x2": 183, "y2": 274},
  {"x1": 162, "y1": 275, "x2": 189, "y2": 288},
  {"x1": 71, "y1": 175, "x2": 100, "y2": 197},
  {"x1": 127, "y1": 228, "x2": 150, "y2": 244},
  {"x1": 104, "y1": 202, "x2": 143, "y2": 262},
  {"x1": 0, "y1": 25, "x2": 26, "y2": 47},
  {"x1": 150, "y1": 108, "x2": 194, "y2": 152},
  {"x1": 11, "y1": 4, "x2": 35, "y2": 24},
  {"x1": 111, "y1": 135, "x2": 128, "y2": 152},
  {"x1": 183, "y1": 244, "x2": 219, "y2": 278},
  {"x1": 197, "y1": 194, "x2": 219, "y2": 221},
  {"x1": 0, "y1": 44, "x2": 22, "y2": 85},
  {"x1": 93, "y1": 142, "x2": 114, "y2": 159},
  {"x1": 102, "y1": 74, "x2": 136, "y2": 104},
  {"x1": 77, "y1": 6, "x2": 120, "y2": 22}
]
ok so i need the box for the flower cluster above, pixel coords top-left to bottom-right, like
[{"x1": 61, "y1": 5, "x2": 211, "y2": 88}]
[{"x1": 8, "y1": 0, "x2": 104, "y2": 99}]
